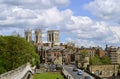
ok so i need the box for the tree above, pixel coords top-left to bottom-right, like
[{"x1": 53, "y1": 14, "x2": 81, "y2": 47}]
[
  {"x1": 79, "y1": 50, "x2": 88, "y2": 68},
  {"x1": 80, "y1": 49, "x2": 88, "y2": 57},
  {"x1": 0, "y1": 36, "x2": 40, "y2": 74},
  {"x1": 90, "y1": 55, "x2": 111, "y2": 65},
  {"x1": 101, "y1": 55, "x2": 111, "y2": 64},
  {"x1": 90, "y1": 55, "x2": 102, "y2": 65},
  {"x1": 79, "y1": 49, "x2": 88, "y2": 62}
]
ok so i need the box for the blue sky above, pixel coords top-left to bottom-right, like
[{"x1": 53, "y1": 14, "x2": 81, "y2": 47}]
[
  {"x1": 69, "y1": 0, "x2": 93, "y2": 16},
  {"x1": 0, "y1": 0, "x2": 120, "y2": 48}
]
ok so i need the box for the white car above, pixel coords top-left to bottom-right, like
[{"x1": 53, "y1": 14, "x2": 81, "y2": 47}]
[{"x1": 77, "y1": 70, "x2": 83, "y2": 76}]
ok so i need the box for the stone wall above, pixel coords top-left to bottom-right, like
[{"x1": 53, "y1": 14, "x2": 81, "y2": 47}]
[
  {"x1": 89, "y1": 65, "x2": 119, "y2": 78},
  {"x1": 0, "y1": 63, "x2": 33, "y2": 79}
]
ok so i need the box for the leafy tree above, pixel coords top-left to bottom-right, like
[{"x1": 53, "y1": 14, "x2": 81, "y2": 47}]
[
  {"x1": 90, "y1": 55, "x2": 111, "y2": 65},
  {"x1": 79, "y1": 55, "x2": 83, "y2": 62},
  {"x1": 78, "y1": 50, "x2": 88, "y2": 68},
  {"x1": 0, "y1": 36, "x2": 40, "y2": 74},
  {"x1": 79, "y1": 50, "x2": 88, "y2": 62},
  {"x1": 101, "y1": 55, "x2": 111, "y2": 64},
  {"x1": 80, "y1": 49, "x2": 88, "y2": 57},
  {"x1": 90, "y1": 55, "x2": 102, "y2": 65}
]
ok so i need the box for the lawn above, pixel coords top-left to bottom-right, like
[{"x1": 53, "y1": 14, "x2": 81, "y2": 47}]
[{"x1": 33, "y1": 72, "x2": 64, "y2": 79}]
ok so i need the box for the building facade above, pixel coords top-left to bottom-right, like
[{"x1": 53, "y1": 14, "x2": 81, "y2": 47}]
[
  {"x1": 96, "y1": 49, "x2": 106, "y2": 58},
  {"x1": 24, "y1": 29, "x2": 32, "y2": 43},
  {"x1": 47, "y1": 30, "x2": 59, "y2": 46},
  {"x1": 34, "y1": 29, "x2": 42, "y2": 46},
  {"x1": 89, "y1": 65, "x2": 119, "y2": 78},
  {"x1": 106, "y1": 46, "x2": 120, "y2": 64},
  {"x1": 37, "y1": 46, "x2": 64, "y2": 65},
  {"x1": 116, "y1": 48, "x2": 120, "y2": 64}
]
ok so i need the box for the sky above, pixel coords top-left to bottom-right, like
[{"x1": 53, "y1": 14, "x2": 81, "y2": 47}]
[{"x1": 0, "y1": 0, "x2": 120, "y2": 48}]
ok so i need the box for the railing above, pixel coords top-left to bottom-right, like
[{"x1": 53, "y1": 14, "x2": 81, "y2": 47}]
[{"x1": 0, "y1": 63, "x2": 33, "y2": 79}]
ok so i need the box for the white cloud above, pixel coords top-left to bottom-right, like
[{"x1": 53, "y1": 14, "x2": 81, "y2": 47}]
[
  {"x1": 64, "y1": 16, "x2": 112, "y2": 41},
  {"x1": 0, "y1": 6, "x2": 73, "y2": 29},
  {"x1": 81, "y1": 0, "x2": 120, "y2": 46},
  {"x1": 76, "y1": 39, "x2": 97, "y2": 47},
  {"x1": 0, "y1": 0, "x2": 69, "y2": 9},
  {"x1": 65, "y1": 16, "x2": 93, "y2": 30},
  {"x1": 108, "y1": 26, "x2": 120, "y2": 43},
  {"x1": 84, "y1": 0, "x2": 120, "y2": 23},
  {"x1": 0, "y1": 0, "x2": 120, "y2": 47}
]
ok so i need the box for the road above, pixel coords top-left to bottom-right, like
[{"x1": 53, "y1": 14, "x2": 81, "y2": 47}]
[{"x1": 63, "y1": 65, "x2": 95, "y2": 79}]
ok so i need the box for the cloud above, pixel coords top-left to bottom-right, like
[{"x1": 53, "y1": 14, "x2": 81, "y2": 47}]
[
  {"x1": 82, "y1": 0, "x2": 120, "y2": 47},
  {"x1": 59, "y1": 15, "x2": 120, "y2": 47},
  {"x1": 108, "y1": 26, "x2": 120, "y2": 43},
  {"x1": 0, "y1": 4, "x2": 117, "y2": 47},
  {"x1": 76, "y1": 39, "x2": 98, "y2": 47},
  {"x1": 0, "y1": 0, "x2": 120, "y2": 47},
  {"x1": 0, "y1": 0, "x2": 69, "y2": 9},
  {"x1": 64, "y1": 16, "x2": 112, "y2": 40},
  {"x1": 84, "y1": 0, "x2": 120, "y2": 23},
  {"x1": 0, "y1": 6, "x2": 73, "y2": 29}
]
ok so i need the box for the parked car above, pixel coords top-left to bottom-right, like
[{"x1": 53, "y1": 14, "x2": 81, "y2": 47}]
[
  {"x1": 84, "y1": 76, "x2": 91, "y2": 79},
  {"x1": 73, "y1": 67, "x2": 78, "y2": 72},
  {"x1": 77, "y1": 70, "x2": 83, "y2": 76}
]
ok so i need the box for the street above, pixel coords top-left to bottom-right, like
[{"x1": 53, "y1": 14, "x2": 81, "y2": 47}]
[{"x1": 63, "y1": 65, "x2": 95, "y2": 79}]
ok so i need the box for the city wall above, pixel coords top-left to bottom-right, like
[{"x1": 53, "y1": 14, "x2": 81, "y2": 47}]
[
  {"x1": 0, "y1": 63, "x2": 33, "y2": 79},
  {"x1": 89, "y1": 65, "x2": 119, "y2": 78}
]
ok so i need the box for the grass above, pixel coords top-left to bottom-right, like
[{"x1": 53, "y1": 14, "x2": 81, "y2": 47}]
[{"x1": 33, "y1": 72, "x2": 64, "y2": 79}]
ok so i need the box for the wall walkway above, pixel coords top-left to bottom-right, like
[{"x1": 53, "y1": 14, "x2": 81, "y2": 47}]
[{"x1": 0, "y1": 63, "x2": 33, "y2": 79}]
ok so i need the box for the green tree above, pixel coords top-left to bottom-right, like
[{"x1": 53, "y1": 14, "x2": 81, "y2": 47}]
[
  {"x1": 90, "y1": 55, "x2": 111, "y2": 65},
  {"x1": 79, "y1": 50, "x2": 88, "y2": 68},
  {"x1": 101, "y1": 55, "x2": 111, "y2": 64},
  {"x1": 90, "y1": 55, "x2": 102, "y2": 65},
  {"x1": 0, "y1": 36, "x2": 40, "y2": 74},
  {"x1": 79, "y1": 50, "x2": 88, "y2": 62},
  {"x1": 80, "y1": 50, "x2": 88, "y2": 57}
]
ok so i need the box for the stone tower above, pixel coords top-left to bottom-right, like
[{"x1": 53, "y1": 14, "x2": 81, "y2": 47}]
[
  {"x1": 25, "y1": 29, "x2": 32, "y2": 43},
  {"x1": 47, "y1": 30, "x2": 59, "y2": 46},
  {"x1": 34, "y1": 29, "x2": 42, "y2": 46}
]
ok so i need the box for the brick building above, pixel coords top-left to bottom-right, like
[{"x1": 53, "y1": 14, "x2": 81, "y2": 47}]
[{"x1": 96, "y1": 49, "x2": 106, "y2": 57}]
